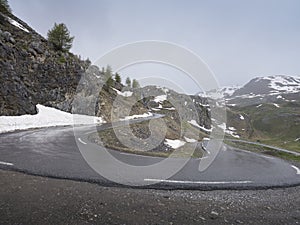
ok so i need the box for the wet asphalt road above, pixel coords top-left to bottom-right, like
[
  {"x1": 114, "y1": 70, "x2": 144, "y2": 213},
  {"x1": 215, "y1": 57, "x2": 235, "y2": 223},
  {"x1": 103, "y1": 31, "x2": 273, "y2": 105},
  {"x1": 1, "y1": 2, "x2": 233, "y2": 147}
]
[{"x1": 0, "y1": 124, "x2": 299, "y2": 190}]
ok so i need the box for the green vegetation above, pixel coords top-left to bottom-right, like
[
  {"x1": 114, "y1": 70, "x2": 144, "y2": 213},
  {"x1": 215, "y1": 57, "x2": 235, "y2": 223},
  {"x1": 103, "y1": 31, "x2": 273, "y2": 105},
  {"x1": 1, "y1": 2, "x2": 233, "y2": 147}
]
[
  {"x1": 104, "y1": 65, "x2": 112, "y2": 78},
  {"x1": 58, "y1": 55, "x2": 66, "y2": 64},
  {"x1": 132, "y1": 79, "x2": 140, "y2": 89},
  {"x1": 115, "y1": 73, "x2": 121, "y2": 83},
  {"x1": 106, "y1": 77, "x2": 114, "y2": 88},
  {"x1": 260, "y1": 139, "x2": 300, "y2": 153},
  {"x1": 125, "y1": 77, "x2": 131, "y2": 87},
  {"x1": 225, "y1": 140, "x2": 300, "y2": 162},
  {"x1": 103, "y1": 65, "x2": 114, "y2": 88},
  {"x1": 47, "y1": 23, "x2": 74, "y2": 52},
  {"x1": 229, "y1": 102, "x2": 300, "y2": 151},
  {"x1": 0, "y1": 0, "x2": 11, "y2": 13}
]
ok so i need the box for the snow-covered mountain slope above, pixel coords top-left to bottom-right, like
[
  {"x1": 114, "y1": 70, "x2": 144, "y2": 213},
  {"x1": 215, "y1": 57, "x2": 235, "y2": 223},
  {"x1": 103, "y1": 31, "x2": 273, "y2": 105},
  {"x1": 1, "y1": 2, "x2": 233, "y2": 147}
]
[
  {"x1": 233, "y1": 75, "x2": 300, "y2": 96},
  {"x1": 220, "y1": 86, "x2": 241, "y2": 98},
  {"x1": 197, "y1": 86, "x2": 240, "y2": 99},
  {"x1": 226, "y1": 75, "x2": 300, "y2": 107}
]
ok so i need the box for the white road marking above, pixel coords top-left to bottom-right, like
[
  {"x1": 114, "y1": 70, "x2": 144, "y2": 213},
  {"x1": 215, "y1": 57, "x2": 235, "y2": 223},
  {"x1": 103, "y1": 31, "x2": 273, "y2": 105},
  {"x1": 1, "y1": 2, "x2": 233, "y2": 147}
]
[
  {"x1": 144, "y1": 178, "x2": 253, "y2": 184},
  {"x1": 291, "y1": 165, "x2": 300, "y2": 175},
  {"x1": 0, "y1": 161, "x2": 14, "y2": 166},
  {"x1": 78, "y1": 138, "x2": 87, "y2": 145}
]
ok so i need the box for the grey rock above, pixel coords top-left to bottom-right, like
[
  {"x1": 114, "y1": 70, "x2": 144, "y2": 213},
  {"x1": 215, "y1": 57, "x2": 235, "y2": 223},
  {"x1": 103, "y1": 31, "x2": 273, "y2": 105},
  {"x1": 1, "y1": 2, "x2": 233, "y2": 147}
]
[
  {"x1": 30, "y1": 41, "x2": 44, "y2": 54},
  {"x1": 28, "y1": 47, "x2": 37, "y2": 57},
  {"x1": 2, "y1": 31, "x2": 12, "y2": 42},
  {"x1": 9, "y1": 37, "x2": 15, "y2": 44}
]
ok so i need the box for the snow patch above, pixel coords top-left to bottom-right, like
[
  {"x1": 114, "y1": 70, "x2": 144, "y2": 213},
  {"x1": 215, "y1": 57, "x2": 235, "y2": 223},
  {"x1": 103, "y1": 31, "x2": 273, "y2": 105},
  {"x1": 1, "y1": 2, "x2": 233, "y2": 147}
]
[
  {"x1": 239, "y1": 114, "x2": 245, "y2": 120},
  {"x1": 273, "y1": 103, "x2": 280, "y2": 108},
  {"x1": 267, "y1": 75, "x2": 300, "y2": 94},
  {"x1": 217, "y1": 123, "x2": 226, "y2": 131},
  {"x1": 188, "y1": 120, "x2": 212, "y2": 132},
  {"x1": 120, "y1": 112, "x2": 153, "y2": 121},
  {"x1": 228, "y1": 127, "x2": 236, "y2": 131},
  {"x1": 184, "y1": 137, "x2": 197, "y2": 143},
  {"x1": 221, "y1": 86, "x2": 241, "y2": 97},
  {"x1": 153, "y1": 95, "x2": 167, "y2": 103},
  {"x1": 164, "y1": 107, "x2": 175, "y2": 110},
  {"x1": 151, "y1": 108, "x2": 160, "y2": 111},
  {"x1": 225, "y1": 130, "x2": 240, "y2": 138},
  {"x1": 7, "y1": 17, "x2": 29, "y2": 33},
  {"x1": 156, "y1": 86, "x2": 169, "y2": 94},
  {"x1": 164, "y1": 139, "x2": 186, "y2": 149},
  {"x1": 217, "y1": 123, "x2": 240, "y2": 138},
  {"x1": 112, "y1": 88, "x2": 133, "y2": 97},
  {"x1": 0, "y1": 104, "x2": 105, "y2": 134},
  {"x1": 227, "y1": 103, "x2": 236, "y2": 107},
  {"x1": 199, "y1": 102, "x2": 210, "y2": 107}
]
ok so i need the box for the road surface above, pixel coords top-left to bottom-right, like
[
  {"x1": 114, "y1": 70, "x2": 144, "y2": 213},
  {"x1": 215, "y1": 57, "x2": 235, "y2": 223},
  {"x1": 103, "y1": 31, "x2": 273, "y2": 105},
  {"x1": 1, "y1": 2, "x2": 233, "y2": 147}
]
[{"x1": 0, "y1": 122, "x2": 299, "y2": 190}]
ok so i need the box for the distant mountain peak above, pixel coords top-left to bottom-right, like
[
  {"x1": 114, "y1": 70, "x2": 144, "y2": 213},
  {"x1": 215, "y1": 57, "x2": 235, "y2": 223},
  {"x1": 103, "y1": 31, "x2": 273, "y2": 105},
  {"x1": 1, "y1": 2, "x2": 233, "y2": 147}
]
[
  {"x1": 234, "y1": 75, "x2": 300, "y2": 96},
  {"x1": 252, "y1": 75, "x2": 300, "y2": 94},
  {"x1": 226, "y1": 75, "x2": 300, "y2": 107}
]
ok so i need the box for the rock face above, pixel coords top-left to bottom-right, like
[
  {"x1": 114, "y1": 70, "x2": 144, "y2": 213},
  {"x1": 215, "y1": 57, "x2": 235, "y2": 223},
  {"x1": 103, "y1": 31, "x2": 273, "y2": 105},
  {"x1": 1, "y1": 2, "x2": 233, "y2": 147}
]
[
  {"x1": 138, "y1": 86, "x2": 211, "y2": 130},
  {"x1": 0, "y1": 10, "x2": 89, "y2": 115},
  {"x1": 0, "y1": 9, "x2": 211, "y2": 131}
]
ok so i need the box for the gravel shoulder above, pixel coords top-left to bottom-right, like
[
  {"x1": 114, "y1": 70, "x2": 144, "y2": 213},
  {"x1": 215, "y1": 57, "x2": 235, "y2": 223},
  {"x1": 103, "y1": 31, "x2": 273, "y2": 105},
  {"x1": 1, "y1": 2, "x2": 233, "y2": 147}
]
[{"x1": 1, "y1": 169, "x2": 300, "y2": 225}]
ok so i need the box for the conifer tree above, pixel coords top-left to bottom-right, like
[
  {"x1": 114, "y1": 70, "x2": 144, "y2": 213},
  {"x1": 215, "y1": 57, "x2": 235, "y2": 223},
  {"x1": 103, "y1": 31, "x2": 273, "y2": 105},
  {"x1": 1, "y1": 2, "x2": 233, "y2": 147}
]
[
  {"x1": 0, "y1": 0, "x2": 11, "y2": 13},
  {"x1": 125, "y1": 77, "x2": 131, "y2": 87},
  {"x1": 115, "y1": 73, "x2": 121, "y2": 83},
  {"x1": 47, "y1": 23, "x2": 74, "y2": 52},
  {"x1": 132, "y1": 79, "x2": 140, "y2": 88}
]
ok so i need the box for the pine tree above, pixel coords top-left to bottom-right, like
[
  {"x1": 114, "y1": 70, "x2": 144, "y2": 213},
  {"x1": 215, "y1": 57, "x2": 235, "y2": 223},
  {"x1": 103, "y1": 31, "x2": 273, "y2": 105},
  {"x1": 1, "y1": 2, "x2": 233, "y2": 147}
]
[
  {"x1": 104, "y1": 65, "x2": 114, "y2": 88},
  {"x1": 125, "y1": 77, "x2": 131, "y2": 87},
  {"x1": 132, "y1": 79, "x2": 140, "y2": 89},
  {"x1": 0, "y1": 0, "x2": 11, "y2": 13},
  {"x1": 104, "y1": 65, "x2": 112, "y2": 79},
  {"x1": 47, "y1": 23, "x2": 74, "y2": 52},
  {"x1": 115, "y1": 73, "x2": 121, "y2": 83},
  {"x1": 106, "y1": 76, "x2": 114, "y2": 87}
]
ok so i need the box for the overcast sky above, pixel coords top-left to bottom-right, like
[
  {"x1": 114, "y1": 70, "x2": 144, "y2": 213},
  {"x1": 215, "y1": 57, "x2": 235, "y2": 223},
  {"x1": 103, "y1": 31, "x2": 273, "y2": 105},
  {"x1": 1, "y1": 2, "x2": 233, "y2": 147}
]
[{"x1": 9, "y1": 0, "x2": 300, "y2": 93}]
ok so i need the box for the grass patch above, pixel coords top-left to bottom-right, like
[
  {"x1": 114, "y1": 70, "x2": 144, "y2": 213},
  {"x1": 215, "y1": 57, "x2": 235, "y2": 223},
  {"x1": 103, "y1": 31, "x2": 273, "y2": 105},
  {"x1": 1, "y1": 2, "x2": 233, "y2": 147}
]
[
  {"x1": 225, "y1": 140, "x2": 300, "y2": 162},
  {"x1": 259, "y1": 139, "x2": 300, "y2": 153}
]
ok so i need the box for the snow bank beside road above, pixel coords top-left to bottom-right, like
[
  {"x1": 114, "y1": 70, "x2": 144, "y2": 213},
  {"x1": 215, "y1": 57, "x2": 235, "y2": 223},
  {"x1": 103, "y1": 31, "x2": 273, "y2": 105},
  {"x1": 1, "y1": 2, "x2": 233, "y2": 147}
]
[{"x1": 0, "y1": 104, "x2": 105, "y2": 134}]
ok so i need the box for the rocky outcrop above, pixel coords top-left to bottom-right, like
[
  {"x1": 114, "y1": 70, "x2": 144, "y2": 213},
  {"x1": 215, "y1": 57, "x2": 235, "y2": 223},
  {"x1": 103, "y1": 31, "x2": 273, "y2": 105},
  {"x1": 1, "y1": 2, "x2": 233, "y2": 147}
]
[
  {"x1": 0, "y1": 10, "x2": 89, "y2": 115},
  {"x1": 0, "y1": 9, "x2": 212, "y2": 132}
]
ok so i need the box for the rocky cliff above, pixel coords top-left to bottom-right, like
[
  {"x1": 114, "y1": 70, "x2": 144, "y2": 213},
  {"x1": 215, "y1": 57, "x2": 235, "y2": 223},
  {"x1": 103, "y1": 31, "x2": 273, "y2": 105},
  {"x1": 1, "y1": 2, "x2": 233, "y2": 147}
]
[
  {"x1": 0, "y1": 9, "x2": 212, "y2": 137},
  {"x1": 0, "y1": 9, "x2": 89, "y2": 116}
]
